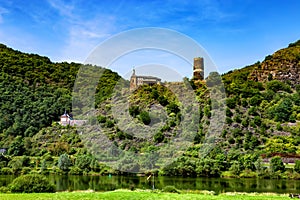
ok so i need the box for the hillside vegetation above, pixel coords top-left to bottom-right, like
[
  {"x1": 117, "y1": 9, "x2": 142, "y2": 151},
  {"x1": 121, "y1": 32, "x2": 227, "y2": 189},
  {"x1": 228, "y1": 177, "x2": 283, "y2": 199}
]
[{"x1": 0, "y1": 40, "x2": 300, "y2": 178}]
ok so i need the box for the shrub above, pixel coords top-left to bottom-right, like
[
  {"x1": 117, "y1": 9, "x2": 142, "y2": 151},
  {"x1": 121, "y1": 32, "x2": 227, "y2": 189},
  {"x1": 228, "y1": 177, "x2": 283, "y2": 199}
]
[
  {"x1": 234, "y1": 114, "x2": 242, "y2": 123},
  {"x1": 97, "y1": 115, "x2": 107, "y2": 123},
  {"x1": 166, "y1": 102, "x2": 180, "y2": 114},
  {"x1": 105, "y1": 120, "x2": 114, "y2": 128},
  {"x1": 266, "y1": 80, "x2": 291, "y2": 93},
  {"x1": 154, "y1": 131, "x2": 164, "y2": 143},
  {"x1": 253, "y1": 116, "x2": 262, "y2": 126},
  {"x1": 139, "y1": 111, "x2": 151, "y2": 125},
  {"x1": 225, "y1": 117, "x2": 233, "y2": 125},
  {"x1": 295, "y1": 160, "x2": 300, "y2": 173},
  {"x1": 276, "y1": 123, "x2": 283, "y2": 131},
  {"x1": 228, "y1": 137, "x2": 235, "y2": 144},
  {"x1": 249, "y1": 95, "x2": 262, "y2": 106},
  {"x1": 225, "y1": 108, "x2": 233, "y2": 117},
  {"x1": 129, "y1": 105, "x2": 140, "y2": 117},
  {"x1": 0, "y1": 186, "x2": 10, "y2": 193},
  {"x1": 241, "y1": 118, "x2": 249, "y2": 127},
  {"x1": 270, "y1": 156, "x2": 285, "y2": 172},
  {"x1": 229, "y1": 161, "x2": 241, "y2": 176},
  {"x1": 226, "y1": 98, "x2": 236, "y2": 109},
  {"x1": 163, "y1": 185, "x2": 180, "y2": 193},
  {"x1": 158, "y1": 96, "x2": 168, "y2": 106},
  {"x1": 9, "y1": 174, "x2": 55, "y2": 193}
]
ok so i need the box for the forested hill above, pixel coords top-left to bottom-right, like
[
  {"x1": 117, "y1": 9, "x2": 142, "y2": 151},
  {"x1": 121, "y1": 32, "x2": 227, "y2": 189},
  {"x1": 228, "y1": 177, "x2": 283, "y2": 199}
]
[
  {"x1": 0, "y1": 44, "x2": 122, "y2": 142},
  {"x1": 1, "y1": 40, "x2": 300, "y2": 178}
]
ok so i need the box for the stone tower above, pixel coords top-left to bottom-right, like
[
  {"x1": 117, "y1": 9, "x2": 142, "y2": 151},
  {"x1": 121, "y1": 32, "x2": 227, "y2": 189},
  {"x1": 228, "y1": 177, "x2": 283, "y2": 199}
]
[
  {"x1": 193, "y1": 57, "x2": 204, "y2": 80},
  {"x1": 130, "y1": 69, "x2": 137, "y2": 91}
]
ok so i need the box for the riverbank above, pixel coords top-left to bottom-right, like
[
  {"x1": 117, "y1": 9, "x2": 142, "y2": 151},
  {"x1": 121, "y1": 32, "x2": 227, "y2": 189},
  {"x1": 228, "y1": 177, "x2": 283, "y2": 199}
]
[{"x1": 0, "y1": 190, "x2": 290, "y2": 200}]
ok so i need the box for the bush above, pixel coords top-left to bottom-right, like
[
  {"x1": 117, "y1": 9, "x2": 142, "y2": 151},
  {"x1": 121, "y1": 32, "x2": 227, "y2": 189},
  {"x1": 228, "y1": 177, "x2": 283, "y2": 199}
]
[
  {"x1": 295, "y1": 160, "x2": 300, "y2": 173},
  {"x1": 162, "y1": 185, "x2": 180, "y2": 193},
  {"x1": 0, "y1": 186, "x2": 10, "y2": 193},
  {"x1": 225, "y1": 117, "x2": 233, "y2": 125},
  {"x1": 249, "y1": 95, "x2": 262, "y2": 106},
  {"x1": 97, "y1": 115, "x2": 107, "y2": 123},
  {"x1": 225, "y1": 108, "x2": 233, "y2": 117},
  {"x1": 105, "y1": 120, "x2": 114, "y2": 128},
  {"x1": 226, "y1": 98, "x2": 236, "y2": 109},
  {"x1": 139, "y1": 111, "x2": 151, "y2": 125},
  {"x1": 266, "y1": 80, "x2": 291, "y2": 93},
  {"x1": 9, "y1": 174, "x2": 55, "y2": 193},
  {"x1": 253, "y1": 116, "x2": 262, "y2": 126},
  {"x1": 129, "y1": 106, "x2": 140, "y2": 117},
  {"x1": 158, "y1": 96, "x2": 168, "y2": 106},
  {"x1": 270, "y1": 156, "x2": 285, "y2": 172},
  {"x1": 166, "y1": 102, "x2": 180, "y2": 114},
  {"x1": 154, "y1": 131, "x2": 164, "y2": 143}
]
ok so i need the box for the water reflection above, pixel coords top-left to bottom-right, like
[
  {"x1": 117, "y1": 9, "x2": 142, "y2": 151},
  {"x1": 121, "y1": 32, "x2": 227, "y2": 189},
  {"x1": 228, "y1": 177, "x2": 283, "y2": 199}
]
[{"x1": 1, "y1": 175, "x2": 300, "y2": 193}]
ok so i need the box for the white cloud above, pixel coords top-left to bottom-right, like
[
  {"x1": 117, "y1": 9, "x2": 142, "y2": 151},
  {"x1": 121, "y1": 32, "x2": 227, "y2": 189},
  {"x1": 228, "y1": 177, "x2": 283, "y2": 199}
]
[
  {"x1": 47, "y1": 0, "x2": 116, "y2": 62},
  {"x1": 47, "y1": 0, "x2": 74, "y2": 18},
  {"x1": 0, "y1": 6, "x2": 9, "y2": 23}
]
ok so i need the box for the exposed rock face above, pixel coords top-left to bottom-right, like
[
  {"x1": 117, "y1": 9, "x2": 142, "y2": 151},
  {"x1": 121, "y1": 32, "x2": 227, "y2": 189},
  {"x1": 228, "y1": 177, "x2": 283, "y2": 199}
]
[{"x1": 249, "y1": 44, "x2": 300, "y2": 86}]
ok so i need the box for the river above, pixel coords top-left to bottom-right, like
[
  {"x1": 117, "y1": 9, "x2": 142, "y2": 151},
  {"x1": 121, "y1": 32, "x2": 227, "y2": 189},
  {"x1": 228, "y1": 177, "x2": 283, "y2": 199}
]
[{"x1": 1, "y1": 175, "x2": 299, "y2": 193}]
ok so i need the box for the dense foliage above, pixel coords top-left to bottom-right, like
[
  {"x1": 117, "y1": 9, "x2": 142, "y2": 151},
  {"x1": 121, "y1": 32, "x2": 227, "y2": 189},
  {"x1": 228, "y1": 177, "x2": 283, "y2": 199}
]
[{"x1": 0, "y1": 40, "x2": 300, "y2": 180}]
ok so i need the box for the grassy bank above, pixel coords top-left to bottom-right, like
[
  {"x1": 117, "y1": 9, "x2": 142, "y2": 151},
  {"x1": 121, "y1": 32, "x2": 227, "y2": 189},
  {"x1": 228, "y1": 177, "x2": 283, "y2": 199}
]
[{"x1": 0, "y1": 190, "x2": 290, "y2": 200}]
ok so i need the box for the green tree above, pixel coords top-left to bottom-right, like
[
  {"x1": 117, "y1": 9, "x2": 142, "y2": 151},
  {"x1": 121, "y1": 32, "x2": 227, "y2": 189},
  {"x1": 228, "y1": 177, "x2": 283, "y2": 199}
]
[
  {"x1": 266, "y1": 80, "x2": 291, "y2": 93},
  {"x1": 229, "y1": 160, "x2": 241, "y2": 176},
  {"x1": 8, "y1": 157, "x2": 23, "y2": 174},
  {"x1": 75, "y1": 155, "x2": 92, "y2": 171},
  {"x1": 58, "y1": 153, "x2": 72, "y2": 172},
  {"x1": 269, "y1": 98, "x2": 293, "y2": 122},
  {"x1": 8, "y1": 136, "x2": 25, "y2": 156}
]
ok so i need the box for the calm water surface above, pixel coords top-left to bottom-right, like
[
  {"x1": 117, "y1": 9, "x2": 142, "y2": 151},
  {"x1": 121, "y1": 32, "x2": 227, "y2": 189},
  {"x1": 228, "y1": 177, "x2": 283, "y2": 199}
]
[{"x1": 1, "y1": 175, "x2": 300, "y2": 193}]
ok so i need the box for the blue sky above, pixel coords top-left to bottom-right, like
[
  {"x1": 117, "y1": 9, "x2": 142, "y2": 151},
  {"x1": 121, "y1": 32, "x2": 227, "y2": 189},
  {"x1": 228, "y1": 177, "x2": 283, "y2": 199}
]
[{"x1": 0, "y1": 0, "x2": 300, "y2": 79}]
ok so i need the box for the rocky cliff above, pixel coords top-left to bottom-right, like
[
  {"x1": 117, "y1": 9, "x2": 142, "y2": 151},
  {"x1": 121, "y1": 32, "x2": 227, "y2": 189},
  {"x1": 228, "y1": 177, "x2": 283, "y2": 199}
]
[{"x1": 249, "y1": 40, "x2": 300, "y2": 86}]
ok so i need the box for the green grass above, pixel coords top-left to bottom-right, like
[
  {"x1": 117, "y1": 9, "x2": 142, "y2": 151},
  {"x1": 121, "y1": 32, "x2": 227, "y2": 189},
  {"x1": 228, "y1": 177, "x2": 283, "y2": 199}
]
[{"x1": 0, "y1": 190, "x2": 290, "y2": 200}]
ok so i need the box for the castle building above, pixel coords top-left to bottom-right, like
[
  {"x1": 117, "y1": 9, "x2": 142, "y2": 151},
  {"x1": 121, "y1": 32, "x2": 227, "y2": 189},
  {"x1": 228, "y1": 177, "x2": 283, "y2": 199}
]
[
  {"x1": 193, "y1": 57, "x2": 204, "y2": 80},
  {"x1": 60, "y1": 111, "x2": 86, "y2": 126},
  {"x1": 129, "y1": 57, "x2": 204, "y2": 90},
  {"x1": 130, "y1": 69, "x2": 161, "y2": 91}
]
